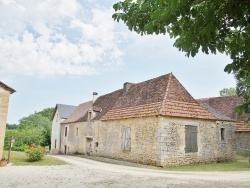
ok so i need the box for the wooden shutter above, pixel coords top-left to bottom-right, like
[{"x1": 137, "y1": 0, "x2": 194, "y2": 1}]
[
  {"x1": 121, "y1": 126, "x2": 131, "y2": 151},
  {"x1": 185, "y1": 125, "x2": 197, "y2": 152}
]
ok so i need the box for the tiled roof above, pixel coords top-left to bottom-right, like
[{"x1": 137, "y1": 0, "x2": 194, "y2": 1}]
[
  {"x1": 102, "y1": 73, "x2": 217, "y2": 121},
  {"x1": 79, "y1": 89, "x2": 124, "y2": 122},
  {"x1": 0, "y1": 81, "x2": 16, "y2": 94},
  {"x1": 235, "y1": 121, "x2": 250, "y2": 132},
  {"x1": 197, "y1": 96, "x2": 244, "y2": 120},
  {"x1": 198, "y1": 101, "x2": 232, "y2": 121},
  {"x1": 197, "y1": 96, "x2": 250, "y2": 131},
  {"x1": 61, "y1": 101, "x2": 92, "y2": 124}
]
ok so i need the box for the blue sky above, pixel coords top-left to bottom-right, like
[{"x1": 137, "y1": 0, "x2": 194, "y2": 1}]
[{"x1": 1, "y1": 0, "x2": 235, "y2": 124}]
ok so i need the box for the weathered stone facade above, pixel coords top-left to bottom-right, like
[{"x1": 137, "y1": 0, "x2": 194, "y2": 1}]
[
  {"x1": 62, "y1": 116, "x2": 235, "y2": 167},
  {"x1": 235, "y1": 132, "x2": 250, "y2": 154},
  {"x1": 157, "y1": 117, "x2": 235, "y2": 166},
  {"x1": 0, "y1": 83, "x2": 15, "y2": 158}
]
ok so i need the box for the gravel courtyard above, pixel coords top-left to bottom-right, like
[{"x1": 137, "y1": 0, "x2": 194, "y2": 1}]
[{"x1": 1, "y1": 155, "x2": 250, "y2": 188}]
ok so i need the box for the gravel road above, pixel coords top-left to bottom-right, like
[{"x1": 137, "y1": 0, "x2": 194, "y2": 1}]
[{"x1": 1, "y1": 155, "x2": 250, "y2": 188}]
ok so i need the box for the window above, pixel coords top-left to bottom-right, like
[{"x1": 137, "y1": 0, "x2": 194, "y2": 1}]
[
  {"x1": 76, "y1": 127, "x2": 79, "y2": 136},
  {"x1": 221, "y1": 128, "x2": 225, "y2": 141},
  {"x1": 88, "y1": 111, "x2": 92, "y2": 121},
  {"x1": 54, "y1": 139, "x2": 57, "y2": 149},
  {"x1": 185, "y1": 125, "x2": 198, "y2": 153},
  {"x1": 95, "y1": 142, "x2": 98, "y2": 147},
  {"x1": 121, "y1": 126, "x2": 131, "y2": 151},
  {"x1": 65, "y1": 127, "x2": 68, "y2": 137}
]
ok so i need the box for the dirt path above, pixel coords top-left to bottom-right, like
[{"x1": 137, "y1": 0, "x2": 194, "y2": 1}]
[{"x1": 1, "y1": 155, "x2": 250, "y2": 188}]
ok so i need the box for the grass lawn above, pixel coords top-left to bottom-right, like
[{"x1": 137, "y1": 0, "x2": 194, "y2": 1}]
[
  {"x1": 163, "y1": 155, "x2": 250, "y2": 171},
  {"x1": 3, "y1": 150, "x2": 67, "y2": 166}
]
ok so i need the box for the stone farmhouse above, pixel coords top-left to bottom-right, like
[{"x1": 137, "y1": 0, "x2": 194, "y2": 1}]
[
  {"x1": 50, "y1": 104, "x2": 78, "y2": 154},
  {"x1": 51, "y1": 73, "x2": 236, "y2": 167},
  {"x1": 198, "y1": 96, "x2": 250, "y2": 154},
  {"x1": 0, "y1": 81, "x2": 15, "y2": 158}
]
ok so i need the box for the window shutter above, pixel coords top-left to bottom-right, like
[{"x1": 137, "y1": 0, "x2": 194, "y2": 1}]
[
  {"x1": 191, "y1": 126, "x2": 198, "y2": 152},
  {"x1": 185, "y1": 125, "x2": 198, "y2": 153},
  {"x1": 185, "y1": 126, "x2": 191, "y2": 152},
  {"x1": 121, "y1": 126, "x2": 131, "y2": 151},
  {"x1": 121, "y1": 127, "x2": 126, "y2": 150}
]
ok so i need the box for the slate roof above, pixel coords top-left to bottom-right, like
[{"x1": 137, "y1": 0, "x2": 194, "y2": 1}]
[
  {"x1": 197, "y1": 96, "x2": 250, "y2": 131},
  {"x1": 0, "y1": 81, "x2": 16, "y2": 94},
  {"x1": 61, "y1": 101, "x2": 93, "y2": 124},
  {"x1": 101, "y1": 73, "x2": 217, "y2": 121},
  {"x1": 52, "y1": 104, "x2": 77, "y2": 120}
]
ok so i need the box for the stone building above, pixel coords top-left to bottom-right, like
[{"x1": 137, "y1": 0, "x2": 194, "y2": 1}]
[
  {"x1": 198, "y1": 96, "x2": 250, "y2": 154},
  {"x1": 0, "y1": 81, "x2": 15, "y2": 158},
  {"x1": 58, "y1": 73, "x2": 235, "y2": 167}
]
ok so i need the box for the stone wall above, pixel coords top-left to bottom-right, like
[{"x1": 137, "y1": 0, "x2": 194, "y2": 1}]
[
  {"x1": 0, "y1": 87, "x2": 11, "y2": 158},
  {"x1": 157, "y1": 117, "x2": 235, "y2": 166},
  {"x1": 60, "y1": 122, "x2": 95, "y2": 155},
  {"x1": 235, "y1": 132, "x2": 250, "y2": 154},
  {"x1": 60, "y1": 116, "x2": 235, "y2": 167},
  {"x1": 92, "y1": 117, "x2": 159, "y2": 165}
]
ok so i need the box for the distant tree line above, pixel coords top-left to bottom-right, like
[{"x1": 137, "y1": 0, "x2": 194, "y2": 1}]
[{"x1": 4, "y1": 107, "x2": 54, "y2": 151}]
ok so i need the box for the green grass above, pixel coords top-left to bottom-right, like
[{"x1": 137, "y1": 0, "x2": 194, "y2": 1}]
[
  {"x1": 3, "y1": 150, "x2": 67, "y2": 166},
  {"x1": 162, "y1": 155, "x2": 250, "y2": 171}
]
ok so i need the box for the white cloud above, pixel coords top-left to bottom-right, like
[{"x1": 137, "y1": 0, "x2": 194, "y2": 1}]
[{"x1": 0, "y1": 0, "x2": 124, "y2": 77}]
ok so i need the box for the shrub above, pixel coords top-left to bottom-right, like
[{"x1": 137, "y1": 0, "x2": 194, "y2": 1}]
[{"x1": 25, "y1": 145, "x2": 45, "y2": 162}]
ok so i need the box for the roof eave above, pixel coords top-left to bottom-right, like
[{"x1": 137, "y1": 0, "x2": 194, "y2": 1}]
[{"x1": 0, "y1": 81, "x2": 16, "y2": 94}]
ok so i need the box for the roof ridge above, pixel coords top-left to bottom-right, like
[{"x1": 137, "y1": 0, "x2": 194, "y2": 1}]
[{"x1": 159, "y1": 73, "x2": 172, "y2": 115}]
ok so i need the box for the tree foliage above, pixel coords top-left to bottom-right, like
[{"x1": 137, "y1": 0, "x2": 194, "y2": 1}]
[
  {"x1": 219, "y1": 87, "x2": 237, "y2": 96},
  {"x1": 112, "y1": 0, "x2": 250, "y2": 120},
  {"x1": 6, "y1": 123, "x2": 18, "y2": 130},
  {"x1": 4, "y1": 107, "x2": 54, "y2": 151},
  {"x1": 37, "y1": 107, "x2": 54, "y2": 120}
]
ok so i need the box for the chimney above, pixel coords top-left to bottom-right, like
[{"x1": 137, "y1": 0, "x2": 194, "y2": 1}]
[
  {"x1": 123, "y1": 82, "x2": 133, "y2": 94},
  {"x1": 93, "y1": 92, "x2": 98, "y2": 102}
]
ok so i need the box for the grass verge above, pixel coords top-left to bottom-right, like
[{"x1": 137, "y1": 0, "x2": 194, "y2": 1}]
[
  {"x1": 162, "y1": 155, "x2": 250, "y2": 171},
  {"x1": 3, "y1": 150, "x2": 67, "y2": 166}
]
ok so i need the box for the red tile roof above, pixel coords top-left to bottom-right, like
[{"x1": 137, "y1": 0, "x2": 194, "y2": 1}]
[
  {"x1": 197, "y1": 96, "x2": 250, "y2": 131},
  {"x1": 101, "y1": 73, "x2": 216, "y2": 121}
]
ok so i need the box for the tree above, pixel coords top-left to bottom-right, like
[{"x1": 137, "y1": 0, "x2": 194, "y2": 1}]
[
  {"x1": 112, "y1": 0, "x2": 250, "y2": 120},
  {"x1": 219, "y1": 88, "x2": 237, "y2": 96},
  {"x1": 4, "y1": 107, "x2": 54, "y2": 151},
  {"x1": 37, "y1": 107, "x2": 54, "y2": 120},
  {"x1": 18, "y1": 113, "x2": 51, "y2": 130},
  {"x1": 6, "y1": 123, "x2": 18, "y2": 130}
]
